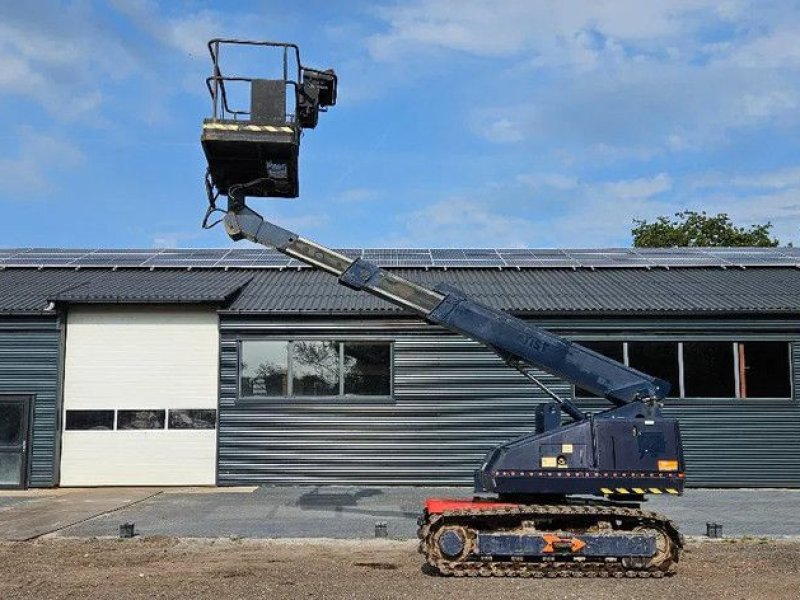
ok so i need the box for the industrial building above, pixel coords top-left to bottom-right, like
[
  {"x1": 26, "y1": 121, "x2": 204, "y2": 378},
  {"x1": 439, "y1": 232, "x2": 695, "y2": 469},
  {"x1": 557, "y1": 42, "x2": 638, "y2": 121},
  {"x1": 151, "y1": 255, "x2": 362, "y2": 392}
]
[{"x1": 1, "y1": 246, "x2": 799, "y2": 490}]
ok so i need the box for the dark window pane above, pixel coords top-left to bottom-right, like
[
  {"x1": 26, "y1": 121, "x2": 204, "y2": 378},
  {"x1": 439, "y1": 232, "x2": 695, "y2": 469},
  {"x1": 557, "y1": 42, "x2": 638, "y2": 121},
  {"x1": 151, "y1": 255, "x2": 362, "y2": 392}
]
[
  {"x1": 684, "y1": 342, "x2": 735, "y2": 398},
  {"x1": 741, "y1": 342, "x2": 791, "y2": 398},
  {"x1": 65, "y1": 410, "x2": 114, "y2": 431},
  {"x1": 0, "y1": 403, "x2": 23, "y2": 445},
  {"x1": 169, "y1": 409, "x2": 217, "y2": 429},
  {"x1": 241, "y1": 341, "x2": 288, "y2": 396},
  {"x1": 574, "y1": 341, "x2": 625, "y2": 398},
  {"x1": 343, "y1": 343, "x2": 391, "y2": 396},
  {"x1": 628, "y1": 342, "x2": 679, "y2": 399},
  {"x1": 292, "y1": 341, "x2": 339, "y2": 396},
  {"x1": 117, "y1": 410, "x2": 165, "y2": 430}
]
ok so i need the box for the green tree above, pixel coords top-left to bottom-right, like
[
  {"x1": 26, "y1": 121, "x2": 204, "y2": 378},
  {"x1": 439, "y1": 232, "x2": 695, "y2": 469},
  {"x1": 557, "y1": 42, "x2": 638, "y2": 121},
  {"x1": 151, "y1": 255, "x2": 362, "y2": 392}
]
[{"x1": 632, "y1": 211, "x2": 779, "y2": 248}]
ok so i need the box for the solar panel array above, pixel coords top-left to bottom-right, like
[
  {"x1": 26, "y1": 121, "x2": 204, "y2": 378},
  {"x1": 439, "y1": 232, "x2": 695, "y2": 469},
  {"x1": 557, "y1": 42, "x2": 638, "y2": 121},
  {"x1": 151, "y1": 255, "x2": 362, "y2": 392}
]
[{"x1": 1, "y1": 247, "x2": 799, "y2": 269}]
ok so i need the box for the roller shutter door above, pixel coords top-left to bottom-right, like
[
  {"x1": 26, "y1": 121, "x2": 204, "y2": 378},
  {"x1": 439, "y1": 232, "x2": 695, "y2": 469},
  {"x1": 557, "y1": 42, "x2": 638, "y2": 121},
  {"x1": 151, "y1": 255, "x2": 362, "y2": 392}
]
[{"x1": 60, "y1": 306, "x2": 218, "y2": 486}]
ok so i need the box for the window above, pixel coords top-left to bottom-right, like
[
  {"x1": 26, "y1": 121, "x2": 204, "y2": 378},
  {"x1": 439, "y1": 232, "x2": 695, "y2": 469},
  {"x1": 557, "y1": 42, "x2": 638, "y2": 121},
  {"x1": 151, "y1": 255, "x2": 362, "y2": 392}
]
[
  {"x1": 572, "y1": 339, "x2": 792, "y2": 400},
  {"x1": 117, "y1": 410, "x2": 166, "y2": 430},
  {"x1": 0, "y1": 404, "x2": 23, "y2": 444},
  {"x1": 683, "y1": 342, "x2": 735, "y2": 398},
  {"x1": 240, "y1": 341, "x2": 288, "y2": 396},
  {"x1": 344, "y1": 343, "x2": 391, "y2": 396},
  {"x1": 738, "y1": 342, "x2": 791, "y2": 398},
  {"x1": 240, "y1": 340, "x2": 392, "y2": 398},
  {"x1": 575, "y1": 341, "x2": 624, "y2": 398},
  {"x1": 627, "y1": 342, "x2": 679, "y2": 398},
  {"x1": 65, "y1": 410, "x2": 114, "y2": 431},
  {"x1": 169, "y1": 409, "x2": 217, "y2": 429},
  {"x1": 292, "y1": 341, "x2": 340, "y2": 396}
]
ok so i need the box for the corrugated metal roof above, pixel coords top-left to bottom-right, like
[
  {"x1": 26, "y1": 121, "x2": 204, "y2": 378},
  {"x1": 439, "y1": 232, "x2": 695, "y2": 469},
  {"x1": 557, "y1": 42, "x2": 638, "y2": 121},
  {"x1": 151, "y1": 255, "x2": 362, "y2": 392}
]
[
  {"x1": 2, "y1": 262, "x2": 800, "y2": 316},
  {"x1": 0, "y1": 269, "x2": 98, "y2": 313},
  {"x1": 0, "y1": 269, "x2": 252, "y2": 313},
  {"x1": 51, "y1": 270, "x2": 253, "y2": 304},
  {"x1": 226, "y1": 267, "x2": 800, "y2": 315}
]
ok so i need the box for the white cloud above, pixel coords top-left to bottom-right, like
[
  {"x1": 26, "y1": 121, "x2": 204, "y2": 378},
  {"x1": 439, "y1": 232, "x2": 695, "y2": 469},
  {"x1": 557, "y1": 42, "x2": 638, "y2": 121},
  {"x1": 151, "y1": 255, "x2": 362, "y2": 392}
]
[
  {"x1": 294, "y1": 137, "x2": 800, "y2": 248},
  {"x1": 386, "y1": 167, "x2": 800, "y2": 249},
  {"x1": 108, "y1": 0, "x2": 226, "y2": 59},
  {"x1": 684, "y1": 164, "x2": 800, "y2": 244},
  {"x1": 482, "y1": 119, "x2": 525, "y2": 143},
  {"x1": 0, "y1": 4, "x2": 132, "y2": 119},
  {"x1": 516, "y1": 172, "x2": 672, "y2": 202},
  {"x1": 389, "y1": 172, "x2": 675, "y2": 248},
  {"x1": 597, "y1": 173, "x2": 672, "y2": 201},
  {"x1": 694, "y1": 165, "x2": 800, "y2": 190},
  {"x1": 395, "y1": 197, "x2": 540, "y2": 247},
  {"x1": 367, "y1": 0, "x2": 734, "y2": 64},
  {"x1": 333, "y1": 188, "x2": 383, "y2": 203},
  {"x1": 368, "y1": 1, "x2": 800, "y2": 156},
  {"x1": 269, "y1": 214, "x2": 330, "y2": 233},
  {"x1": 722, "y1": 27, "x2": 800, "y2": 69},
  {"x1": 0, "y1": 1, "x2": 252, "y2": 121},
  {"x1": 738, "y1": 90, "x2": 798, "y2": 120},
  {"x1": 517, "y1": 173, "x2": 579, "y2": 191},
  {"x1": 687, "y1": 189, "x2": 800, "y2": 245},
  {"x1": 0, "y1": 127, "x2": 85, "y2": 196},
  {"x1": 166, "y1": 11, "x2": 222, "y2": 57}
]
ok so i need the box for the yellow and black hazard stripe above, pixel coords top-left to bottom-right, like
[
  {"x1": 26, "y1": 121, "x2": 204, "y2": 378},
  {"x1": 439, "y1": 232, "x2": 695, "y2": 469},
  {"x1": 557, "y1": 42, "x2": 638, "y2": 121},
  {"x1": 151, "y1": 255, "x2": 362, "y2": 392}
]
[
  {"x1": 601, "y1": 487, "x2": 680, "y2": 496},
  {"x1": 203, "y1": 122, "x2": 295, "y2": 133}
]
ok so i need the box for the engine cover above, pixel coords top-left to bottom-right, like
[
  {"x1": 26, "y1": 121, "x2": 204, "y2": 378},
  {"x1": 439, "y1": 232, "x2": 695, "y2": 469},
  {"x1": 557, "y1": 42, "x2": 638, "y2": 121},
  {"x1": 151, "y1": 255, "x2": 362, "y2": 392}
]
[{"x1": 474, "y1": 401, "x2": 684, "y2": 498}]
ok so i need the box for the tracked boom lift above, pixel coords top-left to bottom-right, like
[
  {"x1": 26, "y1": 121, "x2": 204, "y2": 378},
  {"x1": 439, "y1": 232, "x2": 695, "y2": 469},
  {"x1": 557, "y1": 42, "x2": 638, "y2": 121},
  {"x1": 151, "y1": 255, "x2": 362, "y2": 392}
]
[{"x1": 201, "y1": 39, "x2": 685, "y2": 577}]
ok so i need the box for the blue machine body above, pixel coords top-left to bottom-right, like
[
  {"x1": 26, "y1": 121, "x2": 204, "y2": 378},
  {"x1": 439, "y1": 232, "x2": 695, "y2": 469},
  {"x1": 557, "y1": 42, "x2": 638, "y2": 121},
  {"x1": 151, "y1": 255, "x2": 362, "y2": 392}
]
[{"x1": 474, "y1": 401, "x2": 684, "y2": 497}]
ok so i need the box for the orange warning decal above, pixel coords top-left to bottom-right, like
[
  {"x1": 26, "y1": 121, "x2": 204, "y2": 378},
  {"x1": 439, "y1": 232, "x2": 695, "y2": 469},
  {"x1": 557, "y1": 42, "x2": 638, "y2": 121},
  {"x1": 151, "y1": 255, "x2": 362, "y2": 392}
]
[{"x1": 542, "y1": 534, "x2": 586, "y2": 553}]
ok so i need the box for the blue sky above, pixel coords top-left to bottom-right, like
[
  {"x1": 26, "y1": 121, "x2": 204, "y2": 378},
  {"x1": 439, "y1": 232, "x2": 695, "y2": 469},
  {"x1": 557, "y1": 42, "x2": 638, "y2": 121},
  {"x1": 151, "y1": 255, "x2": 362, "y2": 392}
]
[{"x1": 2, "y1": 0, "x2": 800, "y2": 249}]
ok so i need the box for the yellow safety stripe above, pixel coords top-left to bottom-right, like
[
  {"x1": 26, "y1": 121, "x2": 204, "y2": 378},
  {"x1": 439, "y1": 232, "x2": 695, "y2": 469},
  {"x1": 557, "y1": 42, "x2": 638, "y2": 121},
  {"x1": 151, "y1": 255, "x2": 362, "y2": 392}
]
[
  {"x1": 203, "y1": 123, "x2": 295, "y2": 133},
  {"x1": 601, "y1": 486, "x2": 679, "y2": 495}
]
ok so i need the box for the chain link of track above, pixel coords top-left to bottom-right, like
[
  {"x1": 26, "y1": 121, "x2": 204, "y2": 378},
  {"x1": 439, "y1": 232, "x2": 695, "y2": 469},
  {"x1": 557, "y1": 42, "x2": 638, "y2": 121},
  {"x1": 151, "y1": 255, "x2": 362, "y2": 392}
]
[{"x1": 418, "y1": 503, "x2": 682, "y2": 578}]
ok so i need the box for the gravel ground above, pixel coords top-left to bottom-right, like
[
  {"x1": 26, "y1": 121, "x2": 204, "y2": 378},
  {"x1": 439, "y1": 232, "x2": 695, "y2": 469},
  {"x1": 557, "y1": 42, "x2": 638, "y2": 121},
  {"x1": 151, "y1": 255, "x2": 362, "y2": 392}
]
[{"x1": 1, "y1": 537, "x2": 798, "y2": 599}]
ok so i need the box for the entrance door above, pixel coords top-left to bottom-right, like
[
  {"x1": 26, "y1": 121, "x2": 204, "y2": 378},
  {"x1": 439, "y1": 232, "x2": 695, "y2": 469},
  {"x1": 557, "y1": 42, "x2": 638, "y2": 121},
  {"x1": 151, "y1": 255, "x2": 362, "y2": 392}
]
[{"x1": 0, "y1": 396, "x2": 30, "y2": 489}]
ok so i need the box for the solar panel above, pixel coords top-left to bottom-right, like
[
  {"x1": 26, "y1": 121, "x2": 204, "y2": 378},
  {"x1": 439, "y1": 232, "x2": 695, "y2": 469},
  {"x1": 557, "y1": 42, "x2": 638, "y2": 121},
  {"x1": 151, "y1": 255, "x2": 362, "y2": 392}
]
[
  {"x1": 462, "y1": 249, "x2": 501, "y2": 257},
  {"x1": 0, "y1": 247, "x2": 798, "y2": 269},
  {"x1": 431, "y1": 249, "x2": 467, "y2": 259},
  {"x1": 4, "y1": 257, "x2": 77, "y2": 265},
  {"x1": 499, "y1": 249, "x2": 536, "y2": 256}
]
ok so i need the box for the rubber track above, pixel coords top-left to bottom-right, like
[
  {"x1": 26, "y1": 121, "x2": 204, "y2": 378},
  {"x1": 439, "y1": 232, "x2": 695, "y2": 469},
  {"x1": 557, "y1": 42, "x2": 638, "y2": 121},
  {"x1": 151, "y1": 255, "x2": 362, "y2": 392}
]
[{"x1": 417, "y1": 503, "x2": 683, "y2": 578}]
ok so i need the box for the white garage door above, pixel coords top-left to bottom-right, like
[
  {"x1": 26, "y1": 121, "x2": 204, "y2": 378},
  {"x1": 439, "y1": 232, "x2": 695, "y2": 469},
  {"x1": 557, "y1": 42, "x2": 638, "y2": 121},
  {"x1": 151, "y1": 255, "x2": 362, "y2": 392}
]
[{"x1": 60, "y1": 306, "x2": 219, "y2": 486}]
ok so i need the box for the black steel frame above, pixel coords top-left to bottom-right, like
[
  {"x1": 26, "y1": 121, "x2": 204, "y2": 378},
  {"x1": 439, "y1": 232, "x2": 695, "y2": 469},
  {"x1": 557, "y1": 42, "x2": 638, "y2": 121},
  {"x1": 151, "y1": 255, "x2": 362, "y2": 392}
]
[{"x1": 205, "y1": 38, "x2": 303, "y2": 122}]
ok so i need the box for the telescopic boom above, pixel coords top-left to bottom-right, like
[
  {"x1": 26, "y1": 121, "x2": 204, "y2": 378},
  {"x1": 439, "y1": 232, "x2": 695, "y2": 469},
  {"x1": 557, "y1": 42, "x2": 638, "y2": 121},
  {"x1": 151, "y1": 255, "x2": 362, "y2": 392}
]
[{"x1": 224, "y1": 199, "x2": 670, "y2": 421}]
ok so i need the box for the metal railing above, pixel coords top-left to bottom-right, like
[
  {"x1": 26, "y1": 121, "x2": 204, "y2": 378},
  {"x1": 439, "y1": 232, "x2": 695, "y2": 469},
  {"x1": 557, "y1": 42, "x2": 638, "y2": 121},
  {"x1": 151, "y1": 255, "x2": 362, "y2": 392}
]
[{"x1": 205, "y1": 38, "x2": 302, "y2": 122}]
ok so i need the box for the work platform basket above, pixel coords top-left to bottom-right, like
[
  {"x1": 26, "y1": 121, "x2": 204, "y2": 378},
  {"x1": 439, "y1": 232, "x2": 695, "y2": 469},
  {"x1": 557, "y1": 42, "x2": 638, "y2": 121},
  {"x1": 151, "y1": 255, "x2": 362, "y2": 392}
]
[{"x1": 201, "y1": 39, "x2": 336, "y2": 199}]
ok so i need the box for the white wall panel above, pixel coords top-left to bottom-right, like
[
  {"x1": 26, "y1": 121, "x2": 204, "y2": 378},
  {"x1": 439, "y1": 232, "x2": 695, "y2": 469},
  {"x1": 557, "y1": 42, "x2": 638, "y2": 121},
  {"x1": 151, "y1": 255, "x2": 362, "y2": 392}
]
[
  {"x1": 61, "y1": 306, "x2": 218, "y2": 486},
  {"x1": 60, "y1": 431, "x2": 216, "y2": 486}
]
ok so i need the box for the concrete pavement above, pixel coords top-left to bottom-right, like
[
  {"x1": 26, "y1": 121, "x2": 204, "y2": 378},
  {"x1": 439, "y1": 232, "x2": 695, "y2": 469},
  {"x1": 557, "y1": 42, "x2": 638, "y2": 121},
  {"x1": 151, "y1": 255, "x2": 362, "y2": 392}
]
[
  {"x1": 1, "y1": 486, "x2": 798, "y2": 541},
  {"x1": 0, "y1": 488, "x2": 161, "y2": 540}
]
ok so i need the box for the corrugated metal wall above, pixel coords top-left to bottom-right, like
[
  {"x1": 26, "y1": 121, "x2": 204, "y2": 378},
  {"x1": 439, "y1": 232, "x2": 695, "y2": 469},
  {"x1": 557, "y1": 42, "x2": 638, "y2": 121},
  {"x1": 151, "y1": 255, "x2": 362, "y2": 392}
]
[
  {"x1": 0, "y1": 316, "x2": 62, "y2": 487},
  {"x1": 218, "y1": 317, "x2": 800, "y2": 488}
]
